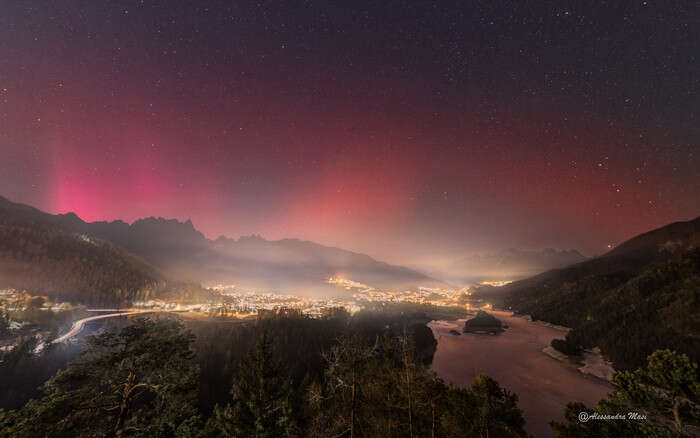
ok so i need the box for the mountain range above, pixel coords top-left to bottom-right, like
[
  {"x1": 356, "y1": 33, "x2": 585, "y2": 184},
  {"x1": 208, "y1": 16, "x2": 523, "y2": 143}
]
[
  {"x1": 0, "y1": 196, "x2": 442, "y2": 301},
  {"x1": 4, "y1": 192, "x2": 697, "y2": 370}
]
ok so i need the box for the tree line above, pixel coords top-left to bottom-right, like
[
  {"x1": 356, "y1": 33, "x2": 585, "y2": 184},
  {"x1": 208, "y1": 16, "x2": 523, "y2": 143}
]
[
  {"x1": 0, "y1": 310, "x2": 529, "y2": 437},
  {"x1": 0, "y1": 218, "x2": 218, "y2": 306},
  {"x1": 496, "y1": 247, "x2": 700, "y2": 371},
  {"x1": 0, "y1": 217, "x2": 162, "y2": 305},
  {"x1": 1, "y1": 310, "x2": 698, "y2": 437}
]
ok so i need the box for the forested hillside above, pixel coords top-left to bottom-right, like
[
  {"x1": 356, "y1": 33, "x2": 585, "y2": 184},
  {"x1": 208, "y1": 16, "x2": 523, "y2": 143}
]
[
  {"x1": 0, "y1": 210, "x2": 162, "y2": 305},
  {"x1": 479, "y1": 217, "x2": 700, "y2": 371},
  {"x1": 0, "y1": 196, "x2": 216, "y2": 305}
]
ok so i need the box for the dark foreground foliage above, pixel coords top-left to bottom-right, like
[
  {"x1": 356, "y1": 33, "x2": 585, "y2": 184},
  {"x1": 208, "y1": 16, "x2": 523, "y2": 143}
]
[
  {"x1": 0, "y1": 318, "x2": 200, "y2": 437},
  {"x1": 552, "y1": 350, "x2": 700, "y2": 437},
  {"x1": 200, "y1": 318, "x2": 527, "y2": 438},
  {"x1": 0, "y1": 337, "x2": 80, "y2": 411},
  {"x1": 0, "y1": 312, "x2": 528, "y2": 438},
  {"x1": 191, "y1": 305, "x2": 445, "y2": 417},
  {"x1": 2, "y1": 311, "x2": 698, "y2": 437}
]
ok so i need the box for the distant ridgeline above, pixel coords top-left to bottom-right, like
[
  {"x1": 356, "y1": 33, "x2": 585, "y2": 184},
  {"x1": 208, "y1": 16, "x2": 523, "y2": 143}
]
[
  {"x1": 0, "y1": 195, "x2": 441, "y2": 304},
  {"x1": 0, "y1": 196, "x2": 442, "y2": 298},
  {"x1": 57, "y1": 217, "x2": 442, "y2": 297},
  {"x1": 0, "y1": 196, "x2": 214, "y2": 305},
  {"x1": 476, "y1": 216, "x2": 700, "y2": 371}
]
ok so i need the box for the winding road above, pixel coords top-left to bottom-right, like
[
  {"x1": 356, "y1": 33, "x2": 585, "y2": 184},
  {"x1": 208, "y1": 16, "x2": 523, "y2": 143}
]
[{"x1": 51, "y1": 310, "x2": 155, "y2": 344}]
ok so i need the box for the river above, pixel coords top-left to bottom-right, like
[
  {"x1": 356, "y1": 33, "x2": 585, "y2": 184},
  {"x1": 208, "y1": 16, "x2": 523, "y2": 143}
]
[{"x1": 428, "y1": 311, "x2": 613, "y2": 438}]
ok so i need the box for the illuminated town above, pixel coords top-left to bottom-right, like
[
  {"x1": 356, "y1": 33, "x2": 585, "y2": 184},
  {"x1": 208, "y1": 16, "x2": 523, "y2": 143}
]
[
  {"x1": 480, "y1": 280, "x2": 514, "y2": 287},
  {"x1": 1, "y1": 276, "x2": 504, "y2": 322},
  {"x1": 0, "y1": 276, "x2": 505, "y2": 350}
]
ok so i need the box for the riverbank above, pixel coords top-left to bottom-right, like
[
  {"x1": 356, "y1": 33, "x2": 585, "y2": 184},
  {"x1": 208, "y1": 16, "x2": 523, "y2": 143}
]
[
  {"x1": 428, "y1": 311, "x2": 613, "y2": 438},
  {"x1": 514, "y1": 312, "x2": 615, "y2": 381}
]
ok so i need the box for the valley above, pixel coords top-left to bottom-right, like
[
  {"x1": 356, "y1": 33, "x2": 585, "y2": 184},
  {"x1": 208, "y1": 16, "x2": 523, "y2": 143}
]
[{"x1": 1, "y1": 196, "x2": 698, "y2": 437}]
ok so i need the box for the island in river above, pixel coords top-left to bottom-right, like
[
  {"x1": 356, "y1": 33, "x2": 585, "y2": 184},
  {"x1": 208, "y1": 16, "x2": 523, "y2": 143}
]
[
  {"x1": 463, "y1": 310, "x2": 504, "y2": 334},
  {"x1": 428, "y1": 310, "x2": 613, "y2": 438}
]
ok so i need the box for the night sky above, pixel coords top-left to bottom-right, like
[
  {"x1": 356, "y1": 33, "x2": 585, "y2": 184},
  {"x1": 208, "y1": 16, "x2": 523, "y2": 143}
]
[{"x1": 1, "y1": 1, "x2": 698, "y2": 265}]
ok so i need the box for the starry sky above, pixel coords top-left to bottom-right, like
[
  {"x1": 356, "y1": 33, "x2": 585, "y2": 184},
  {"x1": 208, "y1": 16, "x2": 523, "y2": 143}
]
[{"x1": 1, "y1": 1, "x2": 698, "y2": 265}]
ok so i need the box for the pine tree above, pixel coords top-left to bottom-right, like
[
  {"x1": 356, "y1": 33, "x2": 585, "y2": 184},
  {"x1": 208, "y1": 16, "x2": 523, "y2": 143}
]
[
  {"x1": 206, "y1": 332, "x2": 298, "y2": 437},
  {"x1": 552, "y1": 349, "x2": 700, "y2": 437},
  {"x1": 308, "y1": 334, "x2": 377, "y2": 438}
]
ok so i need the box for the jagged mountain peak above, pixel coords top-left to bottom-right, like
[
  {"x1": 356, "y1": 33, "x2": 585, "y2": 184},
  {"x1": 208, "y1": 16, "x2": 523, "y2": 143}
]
[{"x1": 0, "y1": 196, "x2": 441, "y2": 296}]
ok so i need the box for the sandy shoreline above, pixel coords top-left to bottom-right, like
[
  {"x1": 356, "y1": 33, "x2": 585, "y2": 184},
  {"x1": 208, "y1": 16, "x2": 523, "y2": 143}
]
[{"x1": 511, "y1": 312, "x2": 615, "y2": 382}]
